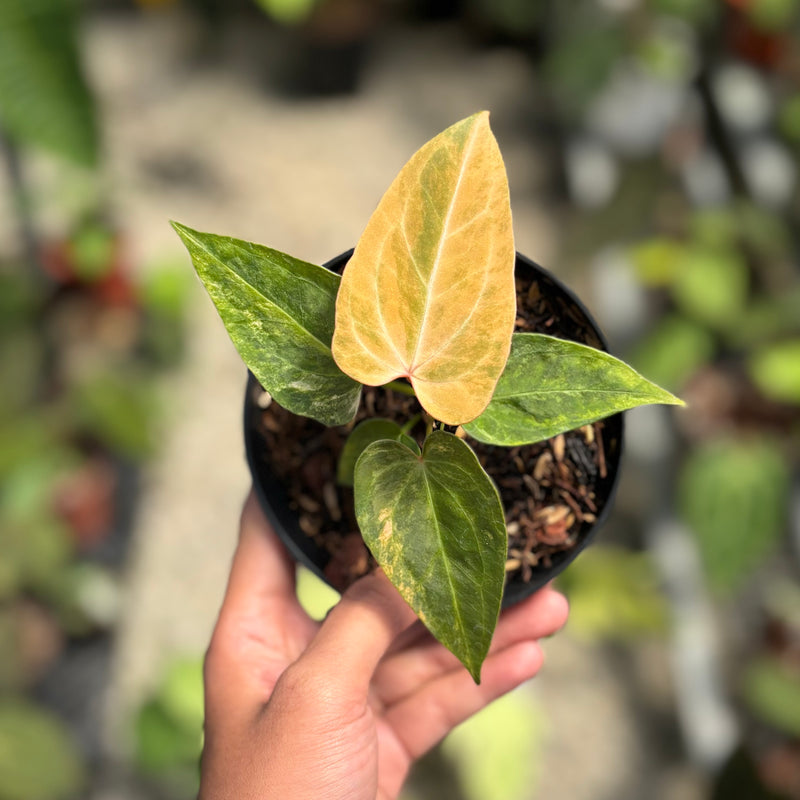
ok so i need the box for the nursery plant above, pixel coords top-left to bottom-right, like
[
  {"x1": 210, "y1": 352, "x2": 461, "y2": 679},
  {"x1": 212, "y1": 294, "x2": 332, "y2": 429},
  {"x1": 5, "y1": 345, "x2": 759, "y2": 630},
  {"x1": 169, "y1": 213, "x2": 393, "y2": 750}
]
[{"x1": 173, "y1": 111, "x2": 682, "y2": 681}]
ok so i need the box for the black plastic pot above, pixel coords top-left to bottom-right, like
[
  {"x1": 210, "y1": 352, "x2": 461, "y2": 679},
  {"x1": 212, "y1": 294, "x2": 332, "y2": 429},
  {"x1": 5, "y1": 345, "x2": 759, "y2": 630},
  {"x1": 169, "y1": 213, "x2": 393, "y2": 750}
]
[{"x1": 244, "y1": 251, "x2": 624, "y2": 606}]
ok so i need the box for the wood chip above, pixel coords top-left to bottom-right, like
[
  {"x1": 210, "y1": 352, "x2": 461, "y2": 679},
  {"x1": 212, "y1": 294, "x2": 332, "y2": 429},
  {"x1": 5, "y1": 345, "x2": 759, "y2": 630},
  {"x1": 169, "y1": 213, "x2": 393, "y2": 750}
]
[
  {"x1": 533, "y1": 451, "x2": 553, "y2": 481},
  {"x1": 323, "y1": 482, "x2": 341, "y2": 521}
]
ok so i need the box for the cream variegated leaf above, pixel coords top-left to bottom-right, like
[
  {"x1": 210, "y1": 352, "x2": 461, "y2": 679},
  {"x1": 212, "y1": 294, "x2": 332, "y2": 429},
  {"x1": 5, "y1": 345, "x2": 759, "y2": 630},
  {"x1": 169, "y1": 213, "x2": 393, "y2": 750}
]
[
  {"x1": 332, "y1": 111, "x2": 516, "y2": 425},
  {"x1": 354, "y1": 431, "x2": 507, "y2": 682}
]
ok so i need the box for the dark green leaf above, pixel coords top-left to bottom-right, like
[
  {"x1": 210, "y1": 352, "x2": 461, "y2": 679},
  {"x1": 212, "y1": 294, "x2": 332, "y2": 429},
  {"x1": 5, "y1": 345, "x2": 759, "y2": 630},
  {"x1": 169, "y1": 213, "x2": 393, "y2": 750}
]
[
  {"x1": 0, "y1": 699, "x2": 85, "y2": 800},
  {"x1": 0, "y1": 0, "x2": 98, "y2": 165},
  {"x1": 173, "y1": 222, "x2": 361, "y2": 426},
  {"x1": 631, "y1": 314, "x2": 715, "y2": 391},
  {"x1": 464, "y1": 333, "x2": 683, "y2": 446},
  {"x1": 671, "y1": 247, "x2": 749, "y2": 330},
  {"x1": 679, "y1": 438, "x2": 789, "y2": 594},
  {"x1": 337, "y1": 419, "x2": 406, "y2": 487},
  {"x1": 398, "y1": 433, "x2": 421, "y2": 456},
  {"x1": 743, "y1": 656, "x2": 800, "y2": 737},
  {"x1": 354, "y1": 431, "x2": 506, "y2": 681}
]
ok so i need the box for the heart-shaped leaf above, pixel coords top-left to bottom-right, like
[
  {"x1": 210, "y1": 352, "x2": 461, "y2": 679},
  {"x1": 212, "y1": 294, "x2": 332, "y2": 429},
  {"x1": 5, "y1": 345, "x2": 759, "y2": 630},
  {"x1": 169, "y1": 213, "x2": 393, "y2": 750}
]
[
  {"x1": 464, "y1": 333, "x2": 684, "y2": 446},
  {"x1": 332, "y1": 111, "x2": 516, "y2": 426},
  {"x1": 354, "y1": 430, "x2": 507, "y2": 681},
  {"x1": 173, "y1": 222, "x2": 361, "y2": 426}
]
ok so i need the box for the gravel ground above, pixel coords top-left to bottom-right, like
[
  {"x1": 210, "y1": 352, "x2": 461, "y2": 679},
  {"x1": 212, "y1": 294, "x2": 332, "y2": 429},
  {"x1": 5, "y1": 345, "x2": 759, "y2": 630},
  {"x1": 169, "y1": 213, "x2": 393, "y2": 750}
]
[{"x1": 4, "y1": 8, "x2": 703, "y2": 798}]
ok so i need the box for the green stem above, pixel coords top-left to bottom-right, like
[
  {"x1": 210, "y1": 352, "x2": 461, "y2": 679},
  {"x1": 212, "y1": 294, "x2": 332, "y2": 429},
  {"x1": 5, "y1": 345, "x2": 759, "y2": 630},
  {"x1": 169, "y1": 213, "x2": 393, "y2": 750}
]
[
  {"x1": 400, "y1": 413, "x2": 421, "y2": 436},
  {"x1": 383, "y1": 379, "x2": 417, "y2": 398}
]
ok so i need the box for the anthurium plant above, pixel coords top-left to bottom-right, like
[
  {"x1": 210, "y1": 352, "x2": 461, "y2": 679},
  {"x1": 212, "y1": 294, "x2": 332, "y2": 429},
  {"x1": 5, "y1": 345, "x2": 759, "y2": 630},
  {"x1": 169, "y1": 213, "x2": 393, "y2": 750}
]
[{"x1": 173, "y1": 112, "x2": 682, "y2": 681}]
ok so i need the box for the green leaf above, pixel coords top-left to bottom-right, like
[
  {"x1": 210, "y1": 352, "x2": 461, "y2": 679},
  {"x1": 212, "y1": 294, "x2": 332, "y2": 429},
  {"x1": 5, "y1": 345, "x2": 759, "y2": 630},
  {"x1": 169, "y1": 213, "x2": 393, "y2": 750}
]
[
  {"x1": 354, "y1": 431, "x2": 506, "y2": 681},
  {"x1": 0, "y1": 699, "x2": 85, "y2": 800},
  {"x1": 631, "y1": 314, "x2": 715, "y2": 391},
  {"x1": 0, "y1": 0, "x2": 98, "y2": 166},
  {"x1": 464, "y1": 333, "x2": 684, "y2": 446},
  {"x1": 671, "y1": 247, "x2": 749, "y2": 330},
  {"x1": 173, "y1": 222, "x2": 361, "y2": 426},
  {"x1": 158, "y1": 659, "x2": 205, "y2": 735},
  {"x1": 679, "y1": 438, "x2": 789, "y2": 594},
  {"x1": 749, "y1": 339, "x2": 800, "y2": 405},
  {"x1": 441, "y1": 690, "x2": 543, "y2": 800},
  {"x1": 743, "y1": 656, "x2": 800, "y2": 737},
  {"x1": 630, "y1": 238, "x2": 688, "y2": 287},
  {"x1": 556, "y1": 546, "x2": 668, "y2": 641},
  {"x1": 337, "y1": 419, "x2": 406, "y2": 487}
]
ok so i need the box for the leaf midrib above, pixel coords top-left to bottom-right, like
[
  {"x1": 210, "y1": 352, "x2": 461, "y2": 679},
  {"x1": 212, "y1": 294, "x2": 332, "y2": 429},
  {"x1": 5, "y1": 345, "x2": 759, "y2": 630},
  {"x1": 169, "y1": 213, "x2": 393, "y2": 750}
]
[
  {"x1": 409, "y1": 123, "x2": 479, "y2": 373},
  {"x1": 420, "y1": 460, "x2": 468, "y2": 651}
]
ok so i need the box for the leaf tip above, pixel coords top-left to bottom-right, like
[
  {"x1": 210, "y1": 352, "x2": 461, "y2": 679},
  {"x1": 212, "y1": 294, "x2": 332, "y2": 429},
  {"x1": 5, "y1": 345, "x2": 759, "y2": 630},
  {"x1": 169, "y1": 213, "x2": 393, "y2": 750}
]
[{"x1": 170, "y1": 220, "x2": 194, "y2": 245}]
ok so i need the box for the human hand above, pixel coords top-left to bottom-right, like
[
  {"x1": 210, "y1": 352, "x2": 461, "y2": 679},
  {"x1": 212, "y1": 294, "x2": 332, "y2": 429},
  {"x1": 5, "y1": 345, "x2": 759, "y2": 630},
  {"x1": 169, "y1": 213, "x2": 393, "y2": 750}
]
[{"x1": 199, "y1": 490, "x2": 569, "y2": 800}]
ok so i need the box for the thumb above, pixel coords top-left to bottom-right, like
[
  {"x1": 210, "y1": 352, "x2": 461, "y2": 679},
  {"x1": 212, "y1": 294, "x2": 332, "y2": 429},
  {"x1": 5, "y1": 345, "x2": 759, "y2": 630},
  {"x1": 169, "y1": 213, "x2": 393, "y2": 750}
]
[{"x1": 298, "y1": 569, "x2": 417, "y2": 696}]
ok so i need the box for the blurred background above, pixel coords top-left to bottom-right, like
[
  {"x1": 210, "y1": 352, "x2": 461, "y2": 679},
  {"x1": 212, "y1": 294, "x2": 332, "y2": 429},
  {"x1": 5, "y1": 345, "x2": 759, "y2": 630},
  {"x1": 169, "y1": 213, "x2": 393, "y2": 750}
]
[{"x1": 0, "y1": 0, "x2": 798, "y2": 798}]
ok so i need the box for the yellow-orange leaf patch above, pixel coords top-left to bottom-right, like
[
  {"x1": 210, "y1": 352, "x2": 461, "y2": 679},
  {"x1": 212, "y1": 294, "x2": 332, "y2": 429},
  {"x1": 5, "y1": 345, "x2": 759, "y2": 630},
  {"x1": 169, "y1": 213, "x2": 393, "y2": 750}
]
[{"x1": 332, "y1": 111, "x2": 516, "y2": 425}]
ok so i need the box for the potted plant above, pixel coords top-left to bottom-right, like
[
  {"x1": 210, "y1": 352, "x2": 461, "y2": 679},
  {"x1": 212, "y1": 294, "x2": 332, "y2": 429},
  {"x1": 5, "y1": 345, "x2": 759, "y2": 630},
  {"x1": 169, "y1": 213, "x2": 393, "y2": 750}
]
[{"x1": 173, "y1": 111, "x2": 682, "y2": 682}]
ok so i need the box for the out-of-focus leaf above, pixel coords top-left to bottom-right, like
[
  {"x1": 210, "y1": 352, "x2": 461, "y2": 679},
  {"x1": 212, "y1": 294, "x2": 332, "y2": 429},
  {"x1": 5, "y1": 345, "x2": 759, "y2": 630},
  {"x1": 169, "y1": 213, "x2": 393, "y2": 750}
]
[
  {"x1": 545, "y1": 27, "x2": 624, "y2": 114},
  {"x1": 135, "y1": 700, "x2": 201, "y2": 776},
  {"x1": 652, "y1": 0, "x2": 719, "y2": 26},
  {"x1": 139, "y1": 266, "x2": 191, "y2": 366},
  {"x1": 467, "y1": 0, "x2": 545, "y2": 36},
  {"x1": 69, "y1": 369, "x2": 159, "y2": 459},
  {"x1": 442, "y1": 688, "x2": 543, "y2": 800},
  {"x1": 0, "y1": 0, "x2": 99, "y2": 165},
  {"x1": 743, "y1": 656, "x2": 800, "y2": 737},
  {"x1": 0, "y1": 270, "x2": 39, "y2": 331},
  {"x1": 140, "y1": 262, "x2": 193, "y2": 317},
  {"x1": 636, "y1": 24, "x2": 696, "y2": 82},
  {"x1": 679, "y1": 438, "x2": 789, "y2": 594},
  {"x1": 0, "y1": 453, "x2": 75, "y2": 600},
  {"x1": 736, "y1": 203, "x2": 791, "y2": 260},
  {"x1": 0, "y1": 516, "x2": 72, "y2": 601},
  {"x1": 726, "y1": 289, "x2": 800, "y2": 347},
  {"x1": 43, "y1": 562, "x2": 121, "y2": 635},
  {"x1": 158, "y1": 659, "x2": 204, "y2": 734},
  {"x1": 556, "y1": 546, "x2": 668, "y2": 641},
  {"x1": 749, "y1": 339, "x2": 800, "y2": 405},
  {"x1": 134, "y1": 659, "x2": 203, "y2": 796},
  {"x1": 746, "y1": 0, "x2": 800, "y2": 30},
  {"x1": 690, "y1": 208, "x2": 737, "y2": 251},
  {"x1": 0, "y1": 331, "x2": 45, "y2": 418},
  {"x1": 630, "y1": 238, "x2": 687, "y2": 287},
  {"x1": 779, "y1": 95, "x2": 800, "y2": 144},
  {"x1": 0, "y1": 699, "x2": 85, "y2": 800},
  {"x1": 0, "y1": 611, "x2": 24, "y2": 691},
  {"x1": 68, "y1": 224, "x2": 117, "y2": 282},
  {"x1": 671, "y1": 247, "x2": 749, "y2": 329},
  {"x1": 254, "y1": 0, "x2": 317, "y2": 25},
  {"x1": 0, "y1": 414, "x2": 59, "y2": 480},
  {"x1": 631, "y1": 314, "x2": 715, "y2": 391}
]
